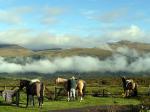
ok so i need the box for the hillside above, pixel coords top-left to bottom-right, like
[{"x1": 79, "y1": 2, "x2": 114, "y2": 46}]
[
  {"x1": 35, "y1": 48, "x2": 112, "y2": 59},
  {"x1": 0, "y1": 40, "x2": 150, "y2": 57},
  {"x1": 34, "y1": 40, "x2": 150, "y2": 58},
  {"x1": 0, "y1": 44, "x2": 33, "y2": 56},
  {"x1": 109, "y1": 40, "x2": 150, "y2": 53}
]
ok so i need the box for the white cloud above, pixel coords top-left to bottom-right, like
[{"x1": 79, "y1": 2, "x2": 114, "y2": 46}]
[
  {"x1": 40, "y1": 7, "x2": 67, "y2": 25},
  {"x1": 0, "y1": 25, "x2": 149, "y2": 49},
  {"x1": 0, "y1": 10, "x2": 21, "y2": 24},
  {"x1": 84, "y1": 8, "x2": 128, "y2": 23},
  {"x1": 0, "y1": 6, "x2": 34, "y2": 24},
  {"x1": 0, "y1": 48, "x2": 150, "y2": 73},
  {"x1": 102, "y1": 25, "x2": 148, "y2": 42}
]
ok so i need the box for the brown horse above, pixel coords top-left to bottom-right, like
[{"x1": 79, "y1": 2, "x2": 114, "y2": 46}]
[
  {"x1": 121, "y1": 76, "x2": 138, "y2": 97},
  {"x1": 55, "y1": 77, "x2": 86, "y2": 102},
  {"x1": 19, "y1": 79, "x2": 44, "y2": 107},
  {"x1": 76, "y1": 79, "x2": 86, "y2": 101}
]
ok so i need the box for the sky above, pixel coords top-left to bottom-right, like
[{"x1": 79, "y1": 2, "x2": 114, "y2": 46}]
[{"x1": 0, "y1": 0, "x2": 149, "y2": 49}]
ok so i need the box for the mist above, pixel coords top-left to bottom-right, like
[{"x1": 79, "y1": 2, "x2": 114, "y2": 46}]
[{"x1": 0, "y1": 47, "x2": 150, "y2": 74}]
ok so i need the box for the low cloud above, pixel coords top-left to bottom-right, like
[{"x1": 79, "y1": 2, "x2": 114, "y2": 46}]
[{"x1": 0, "y1": 48, "x2": 150, "y2": 74}]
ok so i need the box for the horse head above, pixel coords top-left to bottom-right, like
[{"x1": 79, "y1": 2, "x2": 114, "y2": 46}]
[
  {"x1": 19, "y1": 80, "x2": 30, "y2": 90},
  {"x1": 121, "y1": 76, "x2": 126, "y2": 84}
]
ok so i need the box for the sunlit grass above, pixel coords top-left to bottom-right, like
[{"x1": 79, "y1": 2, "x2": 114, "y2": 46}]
[{"x1": 0, "y1": 95, "x2": 141, "y2": 112}]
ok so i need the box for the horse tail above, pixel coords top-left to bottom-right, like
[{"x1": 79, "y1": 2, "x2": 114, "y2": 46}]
[
  {"x1": 82, "y1": 82, "x2": 86, "y2": 97},
  {"x1": 40, "y1": 82, "x2": 44, "y2": 103}
]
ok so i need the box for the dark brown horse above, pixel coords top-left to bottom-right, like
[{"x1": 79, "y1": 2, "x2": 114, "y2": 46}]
[
  {"x1": 19, "y1": 79, "x2": 44, "y2": 107},
  {"x1": 121, "y1": 76, "x2": 138, "y2": 97}
]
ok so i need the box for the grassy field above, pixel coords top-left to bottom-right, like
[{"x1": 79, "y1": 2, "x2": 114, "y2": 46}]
[
  {"x1": 0, "y1": 77, "x2": 149, "y2": 111},
  {"x1": 0, "y1": 95, "x2": 141, "y2": 112}
]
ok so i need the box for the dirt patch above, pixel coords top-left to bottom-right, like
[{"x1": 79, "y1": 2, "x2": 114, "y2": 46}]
[{"x1": 48, "y1": 105, "x2": 141, "y2": 112}]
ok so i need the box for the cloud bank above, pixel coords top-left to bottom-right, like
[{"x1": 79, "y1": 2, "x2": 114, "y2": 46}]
[{"x1": 0, "y1": 48, "x2": 150, "y2": 74}]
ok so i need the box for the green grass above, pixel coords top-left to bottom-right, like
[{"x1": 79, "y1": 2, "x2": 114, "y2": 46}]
[
  {"x1": 0, "y1": 96, "x2": 141, "y2": 112},
  {"x1": 0, "y1": 78, "x2": 148, "y2": 112}
]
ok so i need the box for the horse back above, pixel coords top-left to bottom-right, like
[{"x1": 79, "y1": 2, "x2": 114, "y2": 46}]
[
  {"x1": 77, "y1": 80, "x2": 86, "y2": 89},
  {"x1": 35, "y1": 82, "x2": 44, "y2": 97}
]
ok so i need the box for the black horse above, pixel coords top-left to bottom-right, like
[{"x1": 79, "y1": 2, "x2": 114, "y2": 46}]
[{"x1": 19, "y1": 79, "x2": 44, "y2": 107}]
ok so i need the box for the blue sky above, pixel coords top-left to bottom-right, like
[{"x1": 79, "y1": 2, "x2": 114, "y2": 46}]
[{"x1": 0, "y1": 0, "x2": 149, "y2": 49}]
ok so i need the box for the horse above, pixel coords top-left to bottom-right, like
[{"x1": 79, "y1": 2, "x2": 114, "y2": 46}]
[
  {"x1": 121, "y1": 76, "x2": 138, "y2": 97},
  {"x1": 76, "y1": 79, "x2": 86, "y2": 101},
  {"x1": 55, "y1": 77, "x2": 86, "y2": 102},
  {"x1": 55, "y1": 77, "x2": 71, "y2": 101},
  {"x1": 19, "y1": 79, "x2": 44, "y2": 107}
]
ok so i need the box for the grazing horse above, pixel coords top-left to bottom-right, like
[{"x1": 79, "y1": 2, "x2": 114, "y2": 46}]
[
  {"x1": 55, "y1": 77, "x2": 71, "y2": 101},
  {"x1": 19, "y1": 79, "x2": 44, "y2": 107},
  {"x1": 55, "y1": 77, "x2": 86, "y2": 102},
  {"x1": 121, "y1": 76, "x2": 138, "y2": 97},
  {"x1": 76, "y1": 79, "x2": 86, "y2": 101}
]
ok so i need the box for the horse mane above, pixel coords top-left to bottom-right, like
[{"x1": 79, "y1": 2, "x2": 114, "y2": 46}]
[{"x1": 30, "y1": 79, "x2": 41, "y2": 85}]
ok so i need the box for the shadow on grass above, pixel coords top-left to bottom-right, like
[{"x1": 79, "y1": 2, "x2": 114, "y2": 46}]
[
  {"x1": 0, "y1": 101, "x2": 27, "y2": 108},
  {"x1": 49, "y1": 105, "x2": 142, "y2": 112}
]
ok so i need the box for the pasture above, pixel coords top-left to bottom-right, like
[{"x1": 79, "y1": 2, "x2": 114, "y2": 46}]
[{"x1": 0, "y1": 77, "x2": 149, "y2": 112}]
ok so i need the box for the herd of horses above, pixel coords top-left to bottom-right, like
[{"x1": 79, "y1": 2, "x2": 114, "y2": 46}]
[{"x1": 19, "y1": 76, "x2": 138, "y2": 107}]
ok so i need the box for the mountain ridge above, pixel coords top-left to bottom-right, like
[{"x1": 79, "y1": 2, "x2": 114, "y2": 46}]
[{"x1": 0, "y1": 40, "x2": 150, "y2": 57}]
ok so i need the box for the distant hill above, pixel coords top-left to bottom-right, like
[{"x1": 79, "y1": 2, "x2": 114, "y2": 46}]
[
  {"x1": 35, "y1": 48, "x2": 112, "y2": 59},
  {"x1": 0, "y1": 44, "x2": 33, "y2": 56},
  {"x1": 0, "y1": 44, "x2": 25, "y2": 49},
  {"x1": 109, "y1": 40, "x2": 150, "y2": 53},
  {"x1": 0, "y1": 41, "x2": 150, "y2": 77},
  {"x1": 34, "y1": 40, "x2": 150, "y2": 58},
  {"x1": 0, "y1": 40, "x2": 150, "y2": 57}
]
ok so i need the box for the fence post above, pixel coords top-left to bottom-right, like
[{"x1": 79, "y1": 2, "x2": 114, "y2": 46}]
[
  {"x1": 4, "y1": 84, "x2": 6, "y2": 90},
  {"x1": 16, "y1": 90, "x2": 20, "y2": 107},
  {"x1": 103, "y1": 89, "x2": 105, "y2": 97},
  {"x1": 54, "y1": 87, "x2": 57, "y2": 100}
]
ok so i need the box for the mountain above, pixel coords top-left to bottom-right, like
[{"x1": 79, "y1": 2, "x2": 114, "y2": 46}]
[
  {"x1": 34, "y1": 40, "x2": 150, "y2": 58},
  {"x1": 35, "y1": 48, "x2": 112, "y2": 59},
  {"x1": 0, "y1": 40, "x2": 150, "y2": 57},
  {"x1": 0, "y1": 41, "x2": 150, "y2": 77},
  {"x1": 109, "y1": 40, "x2": 150, "y2": 53},
  {"x1": 0, "y1": 44, "x2": 33, "y2": 56}
]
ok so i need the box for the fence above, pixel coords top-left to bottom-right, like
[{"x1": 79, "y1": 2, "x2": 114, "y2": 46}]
[{"x1": 44, "y1": 85, "x2": 150, "y2": 100}]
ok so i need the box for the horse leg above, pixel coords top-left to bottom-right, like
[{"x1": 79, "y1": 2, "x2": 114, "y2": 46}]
[
  {"x1": 26, "y1": 95, "x2": 29, "y2": 107},
  {"x1": 41, "y1": 96, "x2": 44, "y2": 105},
  {"x1": 127, "y1": 90, "x2": 130, "y2": 97},
  {"x1": 32, "y1": 96, "x2": 35, "y2": 106},
  {"x1": 134, "y1": 84, "x2": 138, "y2": 96},
  {"x1": 79, "y1": 90, "x2": 83, "y2": 102},
  {"x1": 72, "y1": 89, "x2": 76, "y2": 101},
  {"x1": 38, "y1": 96, "x2": 43, "y2": 107},
  {"x1": 38, "y1": 97, "x2": 40, "y2": 107},
  {"x1": 125, "y1": 90, "x2": 128, "y2": 97},
  {"x1": 67, "y1": 91, "x2": 70, "y2": 101}
]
